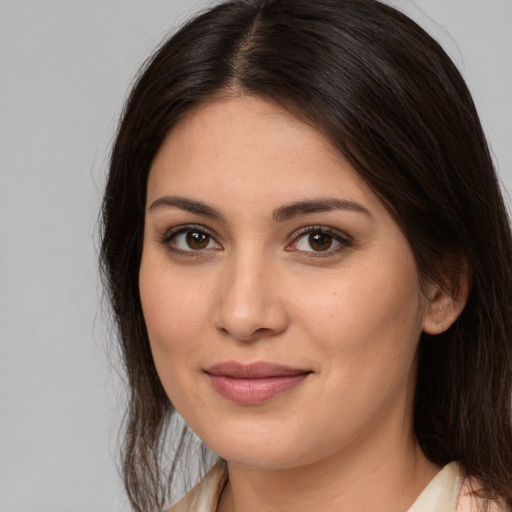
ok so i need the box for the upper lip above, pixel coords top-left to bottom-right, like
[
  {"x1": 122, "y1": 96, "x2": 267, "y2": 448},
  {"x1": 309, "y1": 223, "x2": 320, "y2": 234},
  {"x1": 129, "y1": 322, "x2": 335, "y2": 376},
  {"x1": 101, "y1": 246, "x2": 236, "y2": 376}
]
[{"x1": 205, "y1": 361, "x2": 311, "y2": 379}]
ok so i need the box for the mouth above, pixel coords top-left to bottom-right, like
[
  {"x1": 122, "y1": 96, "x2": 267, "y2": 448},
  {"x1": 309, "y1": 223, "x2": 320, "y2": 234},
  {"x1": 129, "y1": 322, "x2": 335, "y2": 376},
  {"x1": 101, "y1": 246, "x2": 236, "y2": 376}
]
[{"x1": 204, "y1": 361, "x2": 312, "y2": 405}]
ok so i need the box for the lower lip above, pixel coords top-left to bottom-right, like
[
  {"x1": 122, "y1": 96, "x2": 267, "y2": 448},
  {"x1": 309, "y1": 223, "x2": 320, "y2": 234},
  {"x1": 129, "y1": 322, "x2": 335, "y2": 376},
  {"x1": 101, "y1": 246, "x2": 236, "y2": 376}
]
[{"x1": 207, "y1": 373, "x2": 310, "y2": 405}]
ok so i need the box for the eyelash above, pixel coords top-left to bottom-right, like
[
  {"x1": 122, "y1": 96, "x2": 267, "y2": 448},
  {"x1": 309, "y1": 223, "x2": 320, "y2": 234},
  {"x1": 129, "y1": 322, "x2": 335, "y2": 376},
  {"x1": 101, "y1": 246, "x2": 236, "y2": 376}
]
[
  {"x1": 160, "y1": 224, "x2": 221, "y2": 258},
  {"x1": 288, "y1": 225, "x2": 353, "y2": 257},
  {"x1": 159, "y1": 224, "x2": 352, "y2": 258}
]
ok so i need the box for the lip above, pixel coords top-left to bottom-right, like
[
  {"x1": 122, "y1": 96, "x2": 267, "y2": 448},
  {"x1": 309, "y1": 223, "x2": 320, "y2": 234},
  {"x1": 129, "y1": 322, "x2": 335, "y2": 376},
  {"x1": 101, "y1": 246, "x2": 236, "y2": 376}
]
[{"x1": 205, "y1": 361, "x2": 312, "y2": 405}]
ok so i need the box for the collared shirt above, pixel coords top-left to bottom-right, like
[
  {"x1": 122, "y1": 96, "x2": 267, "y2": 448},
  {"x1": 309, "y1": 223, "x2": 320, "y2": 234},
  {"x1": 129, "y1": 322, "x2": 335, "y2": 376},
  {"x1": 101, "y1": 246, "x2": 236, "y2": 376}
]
[{"x1": 166, "y1": 460, "x2": 503, "y2": 512}]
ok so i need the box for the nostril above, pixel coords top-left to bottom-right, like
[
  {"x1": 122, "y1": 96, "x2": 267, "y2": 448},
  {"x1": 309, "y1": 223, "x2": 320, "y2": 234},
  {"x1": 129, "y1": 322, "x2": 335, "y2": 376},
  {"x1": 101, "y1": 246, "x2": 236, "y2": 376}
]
[
  {"x1": 217, "y1": 325, "x2": 276, "y2": 342},
  {"x1": 253, "y1": 327, "x2": 274, "y2": 337},
  {"x1": 212, "y1": 277, "x2": 289, "y2": 341}
]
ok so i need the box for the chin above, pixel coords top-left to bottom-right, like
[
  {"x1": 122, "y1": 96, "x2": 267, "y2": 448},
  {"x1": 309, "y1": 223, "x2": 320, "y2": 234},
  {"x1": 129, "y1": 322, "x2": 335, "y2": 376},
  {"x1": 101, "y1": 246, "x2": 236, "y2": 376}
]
[
  {"x1": 199, "y1": 426, "x2": 332, "y2": 470},
  {"x1": 217, "y1": 447, "x2": 307, "y2": 470},
  {"x1": 190, "y1": 423, "x2": 297, "y2": 468}
]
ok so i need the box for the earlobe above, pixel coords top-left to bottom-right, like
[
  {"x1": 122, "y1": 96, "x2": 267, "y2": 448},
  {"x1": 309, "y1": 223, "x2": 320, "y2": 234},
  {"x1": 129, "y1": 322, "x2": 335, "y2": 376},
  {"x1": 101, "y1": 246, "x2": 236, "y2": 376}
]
[{"x1": 422, "y1": 255, "x2": 472, "y2": 335}]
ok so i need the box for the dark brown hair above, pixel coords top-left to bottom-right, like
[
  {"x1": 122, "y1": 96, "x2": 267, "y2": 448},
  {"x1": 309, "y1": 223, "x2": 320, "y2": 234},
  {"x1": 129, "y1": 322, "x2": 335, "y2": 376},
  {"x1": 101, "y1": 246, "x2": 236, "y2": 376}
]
[{"x1": 100, "y1": 1, "x2": 512, "y2": 510}]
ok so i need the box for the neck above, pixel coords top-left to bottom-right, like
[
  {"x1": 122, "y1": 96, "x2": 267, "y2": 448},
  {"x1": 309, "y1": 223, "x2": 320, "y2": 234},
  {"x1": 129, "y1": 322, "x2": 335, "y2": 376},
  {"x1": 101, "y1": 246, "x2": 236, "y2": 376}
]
[
  {"x1": 219, "y1": 446, "x2": 438, "y2": 512},
  {"x1": 217, "y1": 392, "x2": 439, "y2": 512}
]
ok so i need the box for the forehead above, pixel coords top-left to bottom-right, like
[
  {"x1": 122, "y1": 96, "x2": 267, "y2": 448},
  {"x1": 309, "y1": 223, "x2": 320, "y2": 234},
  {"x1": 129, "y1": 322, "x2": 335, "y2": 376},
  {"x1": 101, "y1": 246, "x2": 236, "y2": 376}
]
[{"x1": 147, "y1": 96, "x2": 377, "y2": 208}]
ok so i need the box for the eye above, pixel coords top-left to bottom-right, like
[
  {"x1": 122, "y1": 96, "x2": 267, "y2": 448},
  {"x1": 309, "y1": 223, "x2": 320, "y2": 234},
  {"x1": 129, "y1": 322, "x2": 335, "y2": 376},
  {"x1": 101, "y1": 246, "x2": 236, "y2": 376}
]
[
  {"x1": 161, "y1": 225, "x2": 222, "y2": 254},
  {"x1": 288, "y1": 226, "x2": 351, "y2": 255},
  {"x1": 297, "y1": 232, "x2": 338, "y2": 252}
]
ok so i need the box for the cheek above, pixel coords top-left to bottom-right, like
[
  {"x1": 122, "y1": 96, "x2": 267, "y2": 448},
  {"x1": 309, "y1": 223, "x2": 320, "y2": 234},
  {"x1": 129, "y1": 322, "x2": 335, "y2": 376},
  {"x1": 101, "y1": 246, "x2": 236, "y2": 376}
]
[
  {"x1": 139, "y1": 252, "x2": 211, "y2": 368},
  {"x1": 293, "y1": 252, "x2": 425, "y2": 382},
  {"x1": 139, "y1": 255, "x2": 217, "y2": 416},
  {"x1": 290, "y1": 262, "x2": 423, "y2": 439}
]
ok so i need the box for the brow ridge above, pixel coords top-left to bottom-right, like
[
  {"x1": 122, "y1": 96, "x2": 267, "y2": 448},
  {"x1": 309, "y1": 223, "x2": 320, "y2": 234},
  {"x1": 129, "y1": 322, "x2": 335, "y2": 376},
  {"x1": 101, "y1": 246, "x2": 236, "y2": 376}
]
[
  {"x1": 148, "y1": 196, "x2": 225, "y2": 222},
  {"x1": 148, "y1": 195, "x2": 372, "y2": 223},
  {"x1": 272, "y1": 198, "x2": 372, "y2": 223}
]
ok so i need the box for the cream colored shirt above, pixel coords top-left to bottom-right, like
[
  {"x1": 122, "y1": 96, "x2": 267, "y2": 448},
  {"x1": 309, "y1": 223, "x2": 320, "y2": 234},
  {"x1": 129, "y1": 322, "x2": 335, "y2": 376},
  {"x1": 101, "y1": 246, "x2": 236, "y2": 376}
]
[{"x1": 167, "y1": 460, "x2": 502, "y2": 512}]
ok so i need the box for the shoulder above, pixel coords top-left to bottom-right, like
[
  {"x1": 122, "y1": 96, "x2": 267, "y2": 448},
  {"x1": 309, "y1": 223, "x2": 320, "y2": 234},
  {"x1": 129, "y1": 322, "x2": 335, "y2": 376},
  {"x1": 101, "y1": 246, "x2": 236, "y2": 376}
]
[
  {"x1": 408, "y1": 462, "x2": 508, "y2": 512},
  {"x1": 164, "y1": 460, "x2": 227, "y2": 512},
  {"x1": 457, "y1": 476, "x2": 508, "y2": 512}
]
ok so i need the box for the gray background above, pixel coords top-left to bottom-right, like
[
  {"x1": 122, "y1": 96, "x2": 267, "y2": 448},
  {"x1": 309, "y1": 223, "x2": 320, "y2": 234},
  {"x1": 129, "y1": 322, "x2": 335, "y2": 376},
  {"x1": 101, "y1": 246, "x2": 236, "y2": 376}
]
[{"x1": 0, "y1": 1, "x2": 510, "y2": 511}]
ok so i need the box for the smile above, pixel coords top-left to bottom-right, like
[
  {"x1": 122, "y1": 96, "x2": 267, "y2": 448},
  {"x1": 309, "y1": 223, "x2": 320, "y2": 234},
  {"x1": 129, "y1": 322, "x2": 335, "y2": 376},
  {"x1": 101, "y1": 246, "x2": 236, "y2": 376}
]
[{"x1": 205, "y1": 361, "x2": 312, "y2": 405}]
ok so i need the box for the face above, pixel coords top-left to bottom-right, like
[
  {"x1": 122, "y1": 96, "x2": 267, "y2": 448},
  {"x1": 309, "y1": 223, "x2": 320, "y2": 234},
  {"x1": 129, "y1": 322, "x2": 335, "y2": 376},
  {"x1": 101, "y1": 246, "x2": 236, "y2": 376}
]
[{"x1": 139, "y1": 95, "x2": 433, "y2": 470}]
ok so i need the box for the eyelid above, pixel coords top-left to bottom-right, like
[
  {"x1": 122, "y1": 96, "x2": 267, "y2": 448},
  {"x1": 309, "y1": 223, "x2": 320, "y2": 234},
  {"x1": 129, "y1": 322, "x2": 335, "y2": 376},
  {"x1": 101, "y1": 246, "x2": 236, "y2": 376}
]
[
  {"x1": 158, "y1": 223, "x2": 352, "y2": 257},
  {"x1": 161, "y1": 223, "x2": 216, "y2": 241},
  {"x1": 286, "y1": 225, "x2": 353, "y2": 254},
  {"x1": 159, "y1": 224, "x2": 222, "y2": 256}
]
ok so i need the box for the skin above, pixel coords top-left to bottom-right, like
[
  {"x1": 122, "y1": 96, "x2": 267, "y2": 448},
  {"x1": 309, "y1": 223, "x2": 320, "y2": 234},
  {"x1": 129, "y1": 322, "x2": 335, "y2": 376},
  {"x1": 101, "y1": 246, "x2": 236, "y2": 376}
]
[{"x1": 139, "y1": 95, "x2": 466, "y2": 512}]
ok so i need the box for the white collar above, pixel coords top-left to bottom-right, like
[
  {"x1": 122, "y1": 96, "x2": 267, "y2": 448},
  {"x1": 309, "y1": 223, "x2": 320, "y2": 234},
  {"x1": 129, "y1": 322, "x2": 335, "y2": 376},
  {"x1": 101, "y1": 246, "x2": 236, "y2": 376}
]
[{"x1": 168, "y1": 460, "x2": 466, "y2": 512}]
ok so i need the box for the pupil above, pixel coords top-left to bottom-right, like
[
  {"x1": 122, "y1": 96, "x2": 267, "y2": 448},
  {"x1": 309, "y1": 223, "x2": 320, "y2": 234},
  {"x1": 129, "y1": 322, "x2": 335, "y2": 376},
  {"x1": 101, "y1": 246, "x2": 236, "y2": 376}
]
[
  {"x1": 186, "y1": 231, "x2": 209, "y2": 249},
  {"x1": 309, "y1": 232, "x2": 332, "y2": 251}
]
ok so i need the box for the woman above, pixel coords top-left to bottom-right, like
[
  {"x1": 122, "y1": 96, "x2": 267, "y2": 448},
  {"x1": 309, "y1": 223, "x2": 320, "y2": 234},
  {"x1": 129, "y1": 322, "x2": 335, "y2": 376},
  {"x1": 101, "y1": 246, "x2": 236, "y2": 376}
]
[{"x1": 100, "y1": 0, "x2": 512, "y2": 511}]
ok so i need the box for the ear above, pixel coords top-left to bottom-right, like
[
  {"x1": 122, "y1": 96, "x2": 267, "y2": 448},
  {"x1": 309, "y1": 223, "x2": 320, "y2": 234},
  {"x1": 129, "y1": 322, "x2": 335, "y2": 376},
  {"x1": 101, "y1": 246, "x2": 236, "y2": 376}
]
[{"x1": 422, "y1": 253, "x2": 472, "y2": 335}]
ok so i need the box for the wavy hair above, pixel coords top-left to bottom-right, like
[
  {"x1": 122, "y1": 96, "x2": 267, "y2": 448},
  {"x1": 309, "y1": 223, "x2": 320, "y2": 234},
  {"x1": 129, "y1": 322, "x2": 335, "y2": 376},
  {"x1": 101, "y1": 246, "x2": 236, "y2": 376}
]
[{"x1": 100, "y1": 1, "x2": 512, "y2": 510}]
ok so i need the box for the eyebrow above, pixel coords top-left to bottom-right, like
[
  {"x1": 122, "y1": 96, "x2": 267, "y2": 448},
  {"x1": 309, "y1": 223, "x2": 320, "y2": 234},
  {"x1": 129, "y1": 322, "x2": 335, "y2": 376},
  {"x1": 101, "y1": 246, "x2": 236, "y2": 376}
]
[
  {"x1": 148, "y1": 195, "x2": 372, "y2": 223},
  {"x1": 148, "y1": 196, "x2": 226, "y2": 222},
  {"x1": 272, "y1": 198, "x2": 373, "y2": 223}
]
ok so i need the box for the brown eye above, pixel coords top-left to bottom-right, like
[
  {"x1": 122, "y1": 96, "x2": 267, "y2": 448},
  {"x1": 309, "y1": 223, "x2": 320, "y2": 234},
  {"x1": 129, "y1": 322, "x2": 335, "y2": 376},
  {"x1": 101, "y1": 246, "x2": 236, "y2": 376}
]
[
  {"x1": 186, "y1": 231, "x2": 210, "y2": 250},
  {"x1": 290, "y1": 227, "x2": 350, "y2": 255},
  {"x1": 308, "y1": 232, "x2": 333, "y2": 251},
  {"x1": 165, "y1": 226, "x2": 221, "y2": 253}
]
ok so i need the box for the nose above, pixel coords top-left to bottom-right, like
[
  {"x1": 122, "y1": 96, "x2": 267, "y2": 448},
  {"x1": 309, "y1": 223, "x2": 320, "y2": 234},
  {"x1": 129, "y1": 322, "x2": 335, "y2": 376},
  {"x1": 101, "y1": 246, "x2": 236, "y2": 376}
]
[{"x1": 212, "y1": 251, "x2": 289, "y2": 342}]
